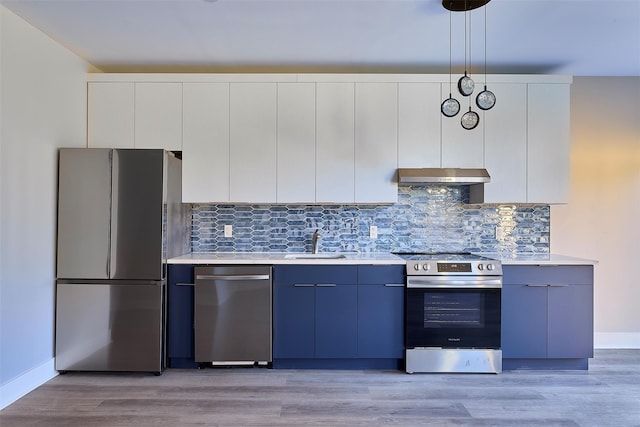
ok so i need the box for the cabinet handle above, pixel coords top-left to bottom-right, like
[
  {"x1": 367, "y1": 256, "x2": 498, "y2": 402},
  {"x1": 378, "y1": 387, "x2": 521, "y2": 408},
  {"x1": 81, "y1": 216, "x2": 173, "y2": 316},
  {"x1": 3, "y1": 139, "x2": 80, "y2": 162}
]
[
  {"x1": 293, "y1": 284, "x2": 315, "y2": 287},
  {"x1": 525, "y1": 284, "x2": 550, "y2": 287},
  {"x1": 384, "y1": 284, "x2": 405, "y2": 287},
  {"x1": 176, "y1": 283, "x2": 195, "y2": 287},
  {"x1": 316, "y1": 284, "x2": 337, "y2": 287},
  {"x1": 549, "y1": 284, "x2": 569, "y2": 287}
]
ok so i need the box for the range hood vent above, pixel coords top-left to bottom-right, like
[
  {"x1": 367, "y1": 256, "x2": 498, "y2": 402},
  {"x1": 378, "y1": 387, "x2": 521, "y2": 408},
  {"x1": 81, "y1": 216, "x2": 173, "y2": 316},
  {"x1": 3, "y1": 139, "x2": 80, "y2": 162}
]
[
  {"x1": 397, "y1": 168, "x2": 490, "y2": 204},
  {"x1": 397, "y1": 168, "x2": 490, "y2": 185}
]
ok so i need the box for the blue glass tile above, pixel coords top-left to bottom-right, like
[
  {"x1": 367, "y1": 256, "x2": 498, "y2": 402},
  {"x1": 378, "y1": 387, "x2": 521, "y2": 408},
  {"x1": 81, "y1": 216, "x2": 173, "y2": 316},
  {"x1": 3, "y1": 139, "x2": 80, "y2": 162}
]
[{"x1": 189, "y1": 185, "x2": 550, "y2": 254}]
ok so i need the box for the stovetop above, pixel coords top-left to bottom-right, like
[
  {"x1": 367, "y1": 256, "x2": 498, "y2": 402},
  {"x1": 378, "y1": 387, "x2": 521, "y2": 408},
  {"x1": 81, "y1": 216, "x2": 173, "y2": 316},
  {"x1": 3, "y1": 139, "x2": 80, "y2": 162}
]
[
  {"x1": 392, "y1": 252, "x2": 502, "y2": 276},
  {"x1": 392, "y1": 252, "x2": 491, "y2": 262}
]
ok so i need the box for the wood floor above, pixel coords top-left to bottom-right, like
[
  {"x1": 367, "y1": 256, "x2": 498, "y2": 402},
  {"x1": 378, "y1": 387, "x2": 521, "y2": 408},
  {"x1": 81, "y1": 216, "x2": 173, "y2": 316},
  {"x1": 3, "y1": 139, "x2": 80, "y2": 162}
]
[{"x1": 1, "y1": 350, "x2": 639, "y2": 427}]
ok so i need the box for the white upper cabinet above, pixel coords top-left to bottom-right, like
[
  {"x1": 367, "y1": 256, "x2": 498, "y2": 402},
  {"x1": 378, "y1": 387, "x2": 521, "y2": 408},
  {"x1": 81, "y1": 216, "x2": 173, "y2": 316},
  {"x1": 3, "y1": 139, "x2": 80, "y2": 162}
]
[
  {"x1": 398, "y1": 83, "x2": 441, "y2": 168},
  {"x1": 134, "y1": 82, "x2": 183, "y2": 150},
  {"x1": 277, "y1": 83, "x2": 316, "y2": 203},
  {"x1": 229, "y1": 83, "x2": 277, "y2": 203},
  {"x1": 316, "y1": 82, "x2": 355, "y2": 203},
  {"x1": 355, "y1": 83, "x2": 398, "y2": 203},
  {"x1": 441, "y1": 83, "x2": 484, "y2": 168},
  {"x1": 88, "y1": 82, "x2": 135, "y2": 148},
  {"x1": 484, "y1": 84, "x2": 528, "y2": 203},
  {"x1": 87, "y1": 74, "x2": 571, "y2": 205},
  {"x1": 182, "y1": 82, "x2": 230, "y2": 203},
  {"x1": 527, "y1": 84, "x2": 570, "y2": 204}
]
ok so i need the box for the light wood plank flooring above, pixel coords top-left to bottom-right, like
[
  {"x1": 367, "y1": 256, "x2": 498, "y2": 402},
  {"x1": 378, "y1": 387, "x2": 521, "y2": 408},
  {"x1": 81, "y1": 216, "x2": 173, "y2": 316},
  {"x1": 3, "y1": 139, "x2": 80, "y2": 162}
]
[{"x1": 1, "y1": 350, "x2": 639, "y2": 426}]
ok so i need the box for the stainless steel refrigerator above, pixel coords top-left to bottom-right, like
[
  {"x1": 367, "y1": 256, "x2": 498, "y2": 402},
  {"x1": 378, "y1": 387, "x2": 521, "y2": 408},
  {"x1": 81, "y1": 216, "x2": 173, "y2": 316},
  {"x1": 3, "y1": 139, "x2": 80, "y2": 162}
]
[{"x1": 55, "y1": 148, "x2": 189, "y2": 374}]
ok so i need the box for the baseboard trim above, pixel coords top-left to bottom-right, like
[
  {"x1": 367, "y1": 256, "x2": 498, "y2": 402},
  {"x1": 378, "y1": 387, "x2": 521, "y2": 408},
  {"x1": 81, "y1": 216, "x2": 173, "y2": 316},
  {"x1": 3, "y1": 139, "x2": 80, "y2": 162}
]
[
  {"x1": 594, "y1": 332, "x2": 640, "y2": 349},
  {"x1": 0, "y1": 358, "x2": 57, "y2": 410}
]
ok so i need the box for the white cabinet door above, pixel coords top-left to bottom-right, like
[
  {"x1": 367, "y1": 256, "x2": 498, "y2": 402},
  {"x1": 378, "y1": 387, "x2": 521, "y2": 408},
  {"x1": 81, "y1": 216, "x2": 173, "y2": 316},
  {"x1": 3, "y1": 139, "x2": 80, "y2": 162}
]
[
  {"x1": 398, "y1": 83, "x2": 441, "y2": 168},
  {"x1": 527, "y1": 84, "x2": 570, "y2": 204},
  {"x1": 441, "y1": 83, "x2": 484, "y2": 168},
  {"x1": 355, "y1": 83, "x2": 398, "y2": 203},
  {"x1": 277, "y1": 83, "x2": 316, "y2": 203},
  {"x1": 88, "y1": 82, "x2": 134, "y2": 148},
  {"x1": 134, "y1": 82, "x2": 183, "y2": 150},
  {"x1": 316, "y1": 83, "x2": 355, "y2": 203},
  {"x1": 229, "y1": 83, "x2": 277, "y2": 203},
  {"x1": 484, "y1": 84, "x2": 528, "y2": 203},
  {"x1": 182, "y1": 82, "x2": 230, "y2": 203}
]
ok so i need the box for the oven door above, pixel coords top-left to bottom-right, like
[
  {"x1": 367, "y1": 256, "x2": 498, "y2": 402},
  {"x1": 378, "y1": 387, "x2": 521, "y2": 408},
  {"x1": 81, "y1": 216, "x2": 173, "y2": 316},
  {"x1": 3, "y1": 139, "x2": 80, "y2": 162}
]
[{"x1": 406, "y1": 276, "x2": 501, "y2": 349}]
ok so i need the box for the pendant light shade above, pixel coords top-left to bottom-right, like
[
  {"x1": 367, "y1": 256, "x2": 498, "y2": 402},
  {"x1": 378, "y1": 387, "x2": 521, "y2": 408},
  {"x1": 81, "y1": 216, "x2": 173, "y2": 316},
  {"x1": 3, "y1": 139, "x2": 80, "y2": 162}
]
[
  {"x1": 458, "y1": 73, "x2": 475, "y2": 96},
  {"x1": 476, "y1": 87, "x2": 496, "y2": 110},
  {"x1": 442, "y1": 97, "x2": 461, "y2": 117},
  {"x1": 461, "y1": 108, "x2": 480, "y2": 130}
]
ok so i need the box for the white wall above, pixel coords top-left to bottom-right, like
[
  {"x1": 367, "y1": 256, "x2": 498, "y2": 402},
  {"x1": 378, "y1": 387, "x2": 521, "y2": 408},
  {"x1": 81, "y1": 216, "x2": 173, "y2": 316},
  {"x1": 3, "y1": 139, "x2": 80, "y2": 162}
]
[
  {"x1": 0, "y1": 5, "x2": 88, "y2": 408},
  {"x1": 551, "y1": 77, "x2": 640, "y2": 349}
]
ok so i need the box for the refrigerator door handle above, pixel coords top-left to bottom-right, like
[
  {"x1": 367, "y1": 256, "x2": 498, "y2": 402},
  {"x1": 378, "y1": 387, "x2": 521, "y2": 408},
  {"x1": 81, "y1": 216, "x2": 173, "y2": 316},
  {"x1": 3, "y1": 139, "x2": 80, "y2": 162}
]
[{"x1": 109, "y1": 149, "x2": 117, "y2": 278}]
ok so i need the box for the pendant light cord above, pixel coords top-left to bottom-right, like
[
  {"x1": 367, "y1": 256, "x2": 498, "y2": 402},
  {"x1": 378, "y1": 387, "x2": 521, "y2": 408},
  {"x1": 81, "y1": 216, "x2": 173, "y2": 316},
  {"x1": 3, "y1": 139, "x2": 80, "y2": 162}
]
[
  {"x1": 449, "y1": 4, "x2": 453, "y2": 96},
  {"x1": 484, "y1": 3, "x2": 487, "y2": 88},
  {"x1": 464, "y1": 5, "x2": 467, "y2": 74}
]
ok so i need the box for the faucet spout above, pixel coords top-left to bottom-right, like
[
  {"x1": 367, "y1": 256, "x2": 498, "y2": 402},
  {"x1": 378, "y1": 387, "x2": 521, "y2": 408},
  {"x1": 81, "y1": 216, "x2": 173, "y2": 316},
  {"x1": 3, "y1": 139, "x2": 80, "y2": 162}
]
[{"x1": 312, "y1": 229, "x2": 320, "y2": 254}]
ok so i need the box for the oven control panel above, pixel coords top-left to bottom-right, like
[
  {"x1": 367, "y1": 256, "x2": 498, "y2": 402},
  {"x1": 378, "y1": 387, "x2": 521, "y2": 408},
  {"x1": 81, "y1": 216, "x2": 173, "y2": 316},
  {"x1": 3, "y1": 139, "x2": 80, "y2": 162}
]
[{"x1": 407, "y1": 260, "x2": 502, "y2": 276}]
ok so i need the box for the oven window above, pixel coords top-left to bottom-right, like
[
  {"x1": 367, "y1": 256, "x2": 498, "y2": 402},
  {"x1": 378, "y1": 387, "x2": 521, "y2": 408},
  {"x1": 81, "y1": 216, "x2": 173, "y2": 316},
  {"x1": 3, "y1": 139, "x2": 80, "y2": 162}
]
[
  {"x1": 406, "y1": 288, "x2": 501, "y2": 349},
  {"x1": 424, "y1": 293, "x2": 482, "y2": 328}
]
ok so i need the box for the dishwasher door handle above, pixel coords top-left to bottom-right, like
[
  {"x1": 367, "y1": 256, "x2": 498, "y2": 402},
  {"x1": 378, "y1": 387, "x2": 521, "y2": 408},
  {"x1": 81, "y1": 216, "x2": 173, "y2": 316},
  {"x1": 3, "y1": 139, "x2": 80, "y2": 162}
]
[{"x1": 195, "y1": 274, "x2": 271, "y2": 281}]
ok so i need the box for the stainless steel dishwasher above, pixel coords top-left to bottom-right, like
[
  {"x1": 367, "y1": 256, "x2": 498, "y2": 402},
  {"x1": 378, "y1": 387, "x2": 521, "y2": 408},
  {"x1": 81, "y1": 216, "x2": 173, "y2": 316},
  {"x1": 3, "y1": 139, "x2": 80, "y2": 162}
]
[{"x1": 194, "y1": 265, "x2": 272, "y2": 366}]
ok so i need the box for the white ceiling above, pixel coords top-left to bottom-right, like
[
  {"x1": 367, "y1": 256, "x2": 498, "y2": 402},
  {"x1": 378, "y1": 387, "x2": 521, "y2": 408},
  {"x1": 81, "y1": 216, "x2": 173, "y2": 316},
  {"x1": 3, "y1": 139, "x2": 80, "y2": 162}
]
[{"x1": 2, "y1": 0, "x2": 639, "y2": 76}]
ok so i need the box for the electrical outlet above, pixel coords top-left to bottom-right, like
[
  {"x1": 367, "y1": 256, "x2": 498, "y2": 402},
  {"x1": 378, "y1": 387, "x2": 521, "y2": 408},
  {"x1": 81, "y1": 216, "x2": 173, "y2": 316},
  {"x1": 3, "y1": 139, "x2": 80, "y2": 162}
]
[
  {"x1": 369, "y1": 225, "x2": 378, "y2": 239},
  {"x1": 224, "y1": 224, "x2": 233, "y2": 238}
]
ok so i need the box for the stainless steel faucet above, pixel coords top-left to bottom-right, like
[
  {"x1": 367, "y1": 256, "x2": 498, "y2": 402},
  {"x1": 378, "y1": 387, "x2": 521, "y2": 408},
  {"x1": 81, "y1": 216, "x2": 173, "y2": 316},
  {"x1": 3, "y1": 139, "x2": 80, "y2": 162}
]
[{"x1": 312, "y1": 229, "x2": 320, "y2": 254}]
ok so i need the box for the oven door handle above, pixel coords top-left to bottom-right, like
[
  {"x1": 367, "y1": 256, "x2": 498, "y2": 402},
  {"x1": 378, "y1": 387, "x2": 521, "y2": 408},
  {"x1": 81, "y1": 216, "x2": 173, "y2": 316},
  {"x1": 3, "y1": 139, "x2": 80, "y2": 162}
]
[{"x1": 407, "y1": 278, "x2": 502, "y2": 289}]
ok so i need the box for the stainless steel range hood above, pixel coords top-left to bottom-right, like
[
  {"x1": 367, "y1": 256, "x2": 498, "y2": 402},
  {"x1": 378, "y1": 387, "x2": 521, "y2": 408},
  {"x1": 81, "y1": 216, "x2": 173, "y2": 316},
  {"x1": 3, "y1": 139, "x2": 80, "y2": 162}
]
[
  {"x1": 398, "y1": 168, "x2": 490, "y2": 185},
  {"x1": 397, "y1": 168, "x2": 490, "y2": 203}
]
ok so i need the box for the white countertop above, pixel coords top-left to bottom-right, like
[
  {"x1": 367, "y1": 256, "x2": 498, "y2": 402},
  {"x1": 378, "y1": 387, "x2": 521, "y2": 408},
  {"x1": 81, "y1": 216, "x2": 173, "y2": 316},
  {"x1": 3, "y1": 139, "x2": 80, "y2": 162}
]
[
  {"x1": 168, "y1": 252, "x2": 597, "y2": 266},
  {"x1": 168, "y1": 252, "x2": 406, "y2": 265},
  {"x1": 476, "y1": 253, "x2": 598, "y2": 266}
]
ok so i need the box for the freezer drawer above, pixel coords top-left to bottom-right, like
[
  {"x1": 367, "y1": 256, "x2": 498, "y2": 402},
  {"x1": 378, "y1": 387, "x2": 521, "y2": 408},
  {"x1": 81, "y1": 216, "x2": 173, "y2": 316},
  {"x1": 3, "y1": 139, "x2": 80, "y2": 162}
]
[
  {"x1": 55, "y1": 281, "x2": 165, "y2": 373},
  {"x1": 194, "y1": 266, "x2": 272, "y2": 364}
]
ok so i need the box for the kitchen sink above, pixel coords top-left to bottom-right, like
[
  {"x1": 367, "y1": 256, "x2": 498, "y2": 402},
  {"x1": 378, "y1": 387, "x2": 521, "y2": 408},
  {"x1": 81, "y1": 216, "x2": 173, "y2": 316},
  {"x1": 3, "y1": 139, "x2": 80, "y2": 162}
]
[{"x1": 283, "y1": 253, "x2": 347, "y2": 260}]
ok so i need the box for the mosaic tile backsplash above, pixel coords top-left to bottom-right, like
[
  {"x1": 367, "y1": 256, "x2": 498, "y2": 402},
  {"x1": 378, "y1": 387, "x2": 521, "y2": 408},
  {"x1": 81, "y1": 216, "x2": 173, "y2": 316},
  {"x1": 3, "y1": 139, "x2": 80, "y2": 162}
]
[{"x1": 191, "y1": 186, "x2": 550, "y2": 254}]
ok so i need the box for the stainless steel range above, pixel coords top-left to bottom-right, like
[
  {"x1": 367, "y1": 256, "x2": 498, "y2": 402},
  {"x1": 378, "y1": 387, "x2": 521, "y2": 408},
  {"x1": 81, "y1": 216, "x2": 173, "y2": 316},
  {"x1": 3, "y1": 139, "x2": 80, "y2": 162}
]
[{"x1": 393, "y1": 252, "x2": 503, "y2": 374}]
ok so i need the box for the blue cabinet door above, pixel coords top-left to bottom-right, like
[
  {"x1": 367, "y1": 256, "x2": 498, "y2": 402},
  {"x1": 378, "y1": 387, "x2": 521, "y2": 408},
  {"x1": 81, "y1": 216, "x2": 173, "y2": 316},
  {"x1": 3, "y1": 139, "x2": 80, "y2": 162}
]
[
  {"x1": 167, "y1": 264, "x2": 195, "y2": 360},
  {"x1": 357, "y1": 265, "x2": 405, "y2": 358},
  {"x1": 273, "y1": 265, "x2": 358, "y2": 359},
  {"x1": 273, "y1": 282, "x2": 315, "y2": 358},
  {"x1": 502, "y1": 283, "x2": 548, "y2": 358},
  {"x1": 548, "y1": 284, "x2": 594, "y2": 358},
  {"x1": 315, "y1": 284, "x2": 358, "y2": 358}
]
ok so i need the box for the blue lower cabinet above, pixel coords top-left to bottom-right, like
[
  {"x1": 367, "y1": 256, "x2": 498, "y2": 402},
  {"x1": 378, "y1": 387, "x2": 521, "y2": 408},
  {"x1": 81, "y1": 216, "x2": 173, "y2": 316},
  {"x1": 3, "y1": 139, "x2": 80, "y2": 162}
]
[
  {"x1": 273, "y1": 265, "x2": 358, "y2": 361},
  {"x1": 357, "y1": 266, "x2": 405, "y2": 359},
  {"x1": 502, "y1": 265, "x2": 594, "y2": 370},
  {"x1": 273, "y1": 264, "x2": 404, "y2": 369},
  {"x1": 167, "y1": 264, "x2": 198, "y2": 368}
]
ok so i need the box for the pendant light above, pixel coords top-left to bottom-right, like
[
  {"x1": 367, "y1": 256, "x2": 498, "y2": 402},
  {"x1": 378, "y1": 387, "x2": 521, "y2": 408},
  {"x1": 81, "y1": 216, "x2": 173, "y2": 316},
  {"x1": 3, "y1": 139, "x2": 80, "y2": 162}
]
[
  {"x1": 461, "y1": 2, "x2": 479, "y2": 130},
  {"x1": 461, "y1": 108, "x2": 480, "y2": 130},
  {"x1": 441, "y1": 3, "x2": 460, "y2": 117},
  {"x1": 457, "y1": 2, "x2": 474, "y2": 97},
  {"x1": 476, "y1": 4, "x2": 496, "y2": 110},
  {"x1": 441, "y1": 0, "x2": 493, "y2": 130}
]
